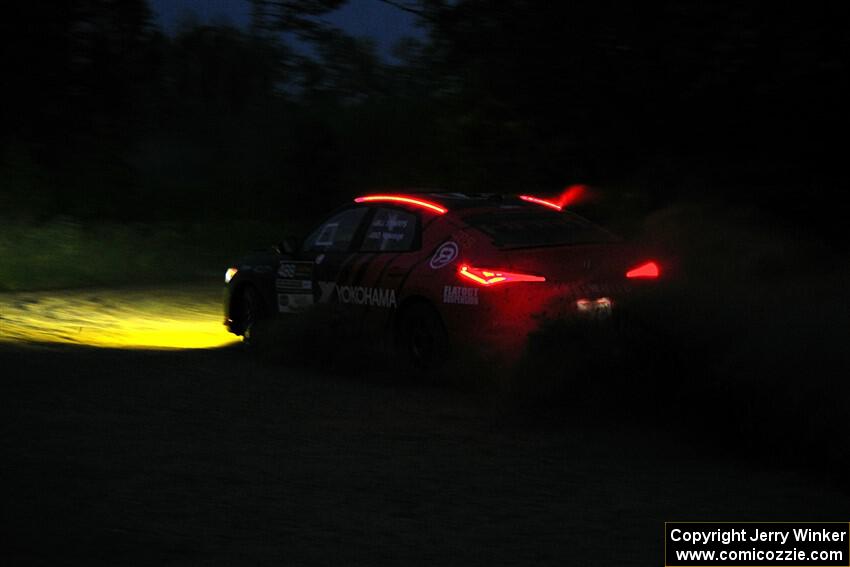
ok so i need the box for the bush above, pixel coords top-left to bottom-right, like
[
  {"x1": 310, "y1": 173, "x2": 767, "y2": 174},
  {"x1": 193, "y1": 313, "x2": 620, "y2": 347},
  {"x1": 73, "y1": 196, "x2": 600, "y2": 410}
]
[{"x1": 0, "y1": 217, "x2": 285, "y2": 291}]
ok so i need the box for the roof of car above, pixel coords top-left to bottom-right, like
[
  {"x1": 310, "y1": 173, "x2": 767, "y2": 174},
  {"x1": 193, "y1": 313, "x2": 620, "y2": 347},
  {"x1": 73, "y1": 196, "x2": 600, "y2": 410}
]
[{"x1": 418, "y1": 192, "x2": 509, "y2": 208}]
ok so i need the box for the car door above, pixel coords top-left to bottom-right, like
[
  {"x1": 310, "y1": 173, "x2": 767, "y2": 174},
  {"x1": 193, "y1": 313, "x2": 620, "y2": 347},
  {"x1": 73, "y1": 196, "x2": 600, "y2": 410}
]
[
  {"x1": 353, "y1": 206, "x2": 422, "y2": 343},
  {"x1": 297, "y1": 206, "x2": 371, "y2": 329}
]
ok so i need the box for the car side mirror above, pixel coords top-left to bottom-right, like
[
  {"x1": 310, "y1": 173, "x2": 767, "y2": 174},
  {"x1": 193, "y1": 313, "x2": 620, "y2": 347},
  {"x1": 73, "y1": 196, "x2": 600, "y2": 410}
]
[{"x1": 277, "y1": 235, "x2": 299, "y2": 255}]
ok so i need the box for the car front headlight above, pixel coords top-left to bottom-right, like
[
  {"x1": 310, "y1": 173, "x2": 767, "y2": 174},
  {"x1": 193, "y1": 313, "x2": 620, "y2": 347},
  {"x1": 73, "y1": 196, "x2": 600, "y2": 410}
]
[{"x1": 224, "y1": 267, "x2": 238, "y2": 284}]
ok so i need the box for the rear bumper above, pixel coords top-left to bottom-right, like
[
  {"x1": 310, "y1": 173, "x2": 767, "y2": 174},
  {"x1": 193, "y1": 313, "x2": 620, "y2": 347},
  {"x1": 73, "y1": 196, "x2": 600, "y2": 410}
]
[{"x1": 438, "y1": 281, "x2": 646, "y2": 358}]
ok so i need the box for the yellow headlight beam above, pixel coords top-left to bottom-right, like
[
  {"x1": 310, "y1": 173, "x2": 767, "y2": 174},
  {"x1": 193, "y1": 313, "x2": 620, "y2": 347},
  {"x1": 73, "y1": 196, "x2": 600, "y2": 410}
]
[{"x1": 0, "y1": 285, "x2": 238, "y2": 349}]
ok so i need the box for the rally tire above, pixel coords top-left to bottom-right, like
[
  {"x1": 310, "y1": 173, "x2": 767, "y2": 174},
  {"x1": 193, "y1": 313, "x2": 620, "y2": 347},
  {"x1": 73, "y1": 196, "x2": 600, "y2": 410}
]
[
  {"x1": 396, "y1": 302, "x2": 449, "y2": 373},
  {"x1": 234, "y1": 285, "x2": 268, "y2": 350}
]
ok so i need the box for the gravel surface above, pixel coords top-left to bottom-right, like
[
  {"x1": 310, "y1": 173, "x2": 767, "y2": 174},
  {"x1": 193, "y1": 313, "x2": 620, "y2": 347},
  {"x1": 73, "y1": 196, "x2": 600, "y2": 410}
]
[
  {"x1": 1, "y1": 338, "x2": 846, "y2": 565},
  {"x1": 0, "y1": 284, "x2": 235, "y2": 349}
]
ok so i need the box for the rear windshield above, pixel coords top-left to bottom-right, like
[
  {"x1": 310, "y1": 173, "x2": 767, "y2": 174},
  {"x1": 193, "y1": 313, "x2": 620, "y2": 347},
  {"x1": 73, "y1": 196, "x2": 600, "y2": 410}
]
[{"x1": 466, "y1": 210, "x2": 617, "y2": 248}]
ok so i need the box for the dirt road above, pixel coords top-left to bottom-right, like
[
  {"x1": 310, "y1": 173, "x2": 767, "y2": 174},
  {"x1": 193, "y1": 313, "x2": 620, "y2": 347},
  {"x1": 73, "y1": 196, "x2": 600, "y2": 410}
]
[
  {"x1": 1, "y1": 339, "x2": 846, "y2": 565},
  {"x1": 0, "y1": 283, "x2": 236, "y2": 349}
]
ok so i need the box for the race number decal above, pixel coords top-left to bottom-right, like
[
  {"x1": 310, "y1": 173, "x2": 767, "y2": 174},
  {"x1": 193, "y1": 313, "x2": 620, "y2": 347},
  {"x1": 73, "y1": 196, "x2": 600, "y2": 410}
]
[
  {"x1": 429, "y1": 241, "x2": 459, "y2": 269},
  {"x1": 276, "y1": 261, "x2": 314, "y2": 313}
]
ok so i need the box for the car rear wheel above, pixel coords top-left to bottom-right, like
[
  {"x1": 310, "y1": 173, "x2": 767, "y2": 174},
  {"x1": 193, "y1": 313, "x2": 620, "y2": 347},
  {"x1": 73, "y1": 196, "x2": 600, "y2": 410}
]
[{"x1": 396, "y1": 302, "x2": 449, "y2": 372}]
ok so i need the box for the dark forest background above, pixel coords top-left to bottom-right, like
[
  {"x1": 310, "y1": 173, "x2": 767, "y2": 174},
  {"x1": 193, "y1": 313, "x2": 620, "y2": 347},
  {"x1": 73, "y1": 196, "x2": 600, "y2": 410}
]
[{"x1": 3, "y1": 0, "x2": 848, "y2": 237}]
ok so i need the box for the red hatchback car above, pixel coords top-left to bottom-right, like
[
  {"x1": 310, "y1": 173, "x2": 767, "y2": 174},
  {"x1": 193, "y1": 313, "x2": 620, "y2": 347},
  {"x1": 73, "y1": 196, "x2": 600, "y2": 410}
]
[{"x1": 224, "y1": 192, "x2": 660, "y2": 368}]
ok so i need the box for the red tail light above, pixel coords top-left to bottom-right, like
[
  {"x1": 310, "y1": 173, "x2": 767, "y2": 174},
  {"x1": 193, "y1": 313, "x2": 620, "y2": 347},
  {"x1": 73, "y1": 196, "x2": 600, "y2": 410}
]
[
  {"x1": 458, "y1": 264, "x2": 546, "y2": 286},
  {"x1": 626, "y1": 261, "x2": 660, "y2": 279},
  {"x1": 556, "y1": 184, "x2": 588, "y2": 208}
]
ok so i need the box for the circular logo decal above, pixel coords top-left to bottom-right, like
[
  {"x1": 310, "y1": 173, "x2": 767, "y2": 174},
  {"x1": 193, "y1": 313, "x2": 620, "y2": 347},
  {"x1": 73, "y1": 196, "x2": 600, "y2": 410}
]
[{"x1": 429, "y1": 241, "x2": 459, "y2": 269}]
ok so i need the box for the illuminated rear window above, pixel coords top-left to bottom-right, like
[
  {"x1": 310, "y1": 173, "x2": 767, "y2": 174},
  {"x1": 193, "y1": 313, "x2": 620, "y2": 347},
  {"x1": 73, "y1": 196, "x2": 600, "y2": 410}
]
[{"x1": 466, "y1": 211, "x2": 616, "y2": 248}]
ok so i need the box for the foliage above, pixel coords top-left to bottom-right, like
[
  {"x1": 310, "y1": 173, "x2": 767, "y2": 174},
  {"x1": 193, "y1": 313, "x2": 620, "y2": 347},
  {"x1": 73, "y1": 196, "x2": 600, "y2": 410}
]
[
  {"x1": 0, "y1": 217, "x2": 284, "y2": 292},
  {"x1": 1, "y1": 1, "x2": 848, "y2": 236}
]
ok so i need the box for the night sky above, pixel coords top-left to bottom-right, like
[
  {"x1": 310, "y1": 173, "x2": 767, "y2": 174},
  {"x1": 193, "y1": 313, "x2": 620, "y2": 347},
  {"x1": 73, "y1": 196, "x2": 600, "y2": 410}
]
[{"x1": 148, "y1": 0, "x2": 423, "y2": 56}]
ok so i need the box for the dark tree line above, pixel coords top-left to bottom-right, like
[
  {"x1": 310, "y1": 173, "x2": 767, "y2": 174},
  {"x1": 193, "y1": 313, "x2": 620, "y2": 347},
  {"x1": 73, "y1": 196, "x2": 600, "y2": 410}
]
[{"x1": 2, "y1": 1, "x2": 848, "y2": 230}]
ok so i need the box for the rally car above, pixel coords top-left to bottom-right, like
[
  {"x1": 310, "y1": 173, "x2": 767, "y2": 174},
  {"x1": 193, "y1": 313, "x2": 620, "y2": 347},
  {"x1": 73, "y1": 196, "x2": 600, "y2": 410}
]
[{"x1": 223, "y1": 192, "x2": 661, "y2": 368}]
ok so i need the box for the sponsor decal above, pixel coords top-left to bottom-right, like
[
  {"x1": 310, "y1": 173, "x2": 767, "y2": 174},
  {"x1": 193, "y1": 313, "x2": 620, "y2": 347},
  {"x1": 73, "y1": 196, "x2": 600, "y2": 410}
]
[
  {"x1": 337, "y1": 285, "x2": 397, "y2": 308},
  {"x1": 277, "y1": 261, "x2": 313, "y2": 291},
  {"x1": 429, "y1": 241, "x2": 459, "y2": 269},
  {"x1": 367, "y1": 230, "x2": 405, "y2": 242},
  {"x1": 278, "y1": 261, "x2": 313, "y2": 279},
  {"x1": 278, "y1": 263, "x2": 296, "y2": 278},
  {"x1": 443, "y1": 285, "x2": 479, "y2": 305},
  {"x1": 278, "y1": 293, "x2": 314, "y2": 313},
  {"x1": 366, "y1": 212, "x2": 411, "y2": 247},
  {"x1": 317, "y1": 281, "x2": 397, "y2": 308},
  {"x1": 276, "y1": 279, "x2": 312, "y2": 291}
]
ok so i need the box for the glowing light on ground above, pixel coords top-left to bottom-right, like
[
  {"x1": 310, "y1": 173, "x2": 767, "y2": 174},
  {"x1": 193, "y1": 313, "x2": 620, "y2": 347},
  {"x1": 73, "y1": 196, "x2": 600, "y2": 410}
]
[{"x1": 0, "y1": 285, "x2": 238, "y2": 349}]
